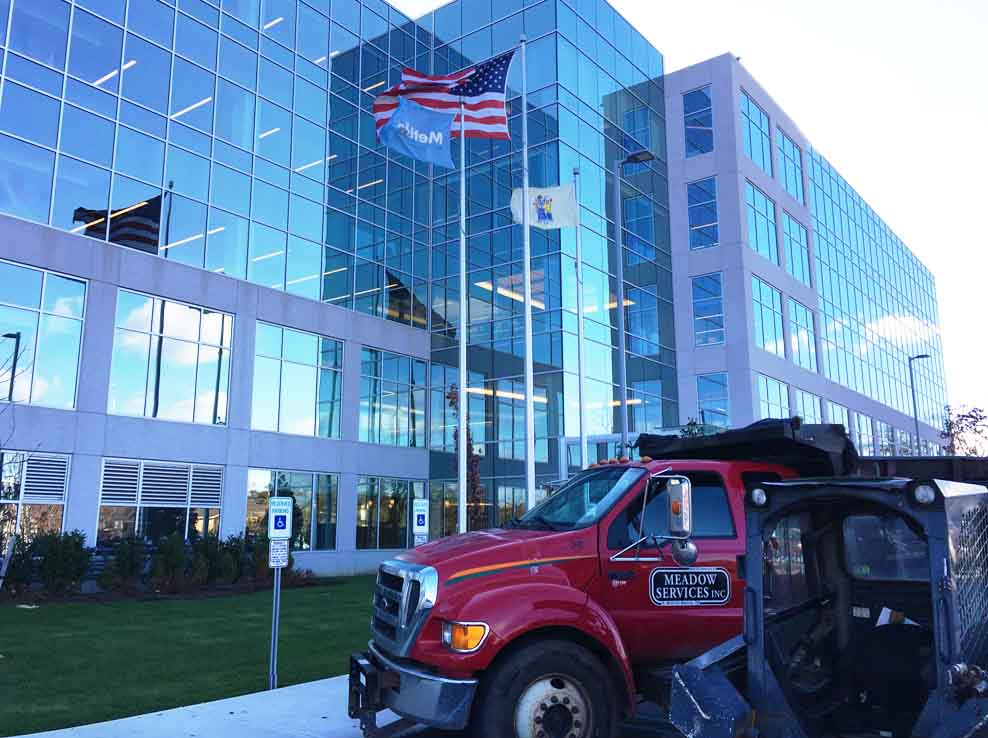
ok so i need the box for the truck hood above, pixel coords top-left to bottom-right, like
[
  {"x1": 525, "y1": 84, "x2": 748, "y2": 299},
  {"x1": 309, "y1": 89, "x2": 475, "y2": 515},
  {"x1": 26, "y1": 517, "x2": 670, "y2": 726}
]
[{"x1": 395, "y1": 526, "x2": 599, "y2": 591}]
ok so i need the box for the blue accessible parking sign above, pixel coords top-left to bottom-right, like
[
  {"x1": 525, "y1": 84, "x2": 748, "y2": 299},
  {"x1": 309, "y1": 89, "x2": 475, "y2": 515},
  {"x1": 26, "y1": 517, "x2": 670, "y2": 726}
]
[{"x1": 268, "y1": 497, "x2": 293, "y2": 541}]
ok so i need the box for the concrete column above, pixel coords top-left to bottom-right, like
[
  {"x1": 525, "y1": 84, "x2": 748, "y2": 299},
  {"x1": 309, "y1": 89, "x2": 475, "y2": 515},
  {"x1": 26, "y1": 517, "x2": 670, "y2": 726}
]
[
  {"x1": 62, "y1": 453, "x2": 102, "y2": 543},
  {"x1": 341, "y1": 338, "x2": 362, "y2": 442},
  {"x1": 336, "y1": 471, "x2": 360, "y2": 553}
]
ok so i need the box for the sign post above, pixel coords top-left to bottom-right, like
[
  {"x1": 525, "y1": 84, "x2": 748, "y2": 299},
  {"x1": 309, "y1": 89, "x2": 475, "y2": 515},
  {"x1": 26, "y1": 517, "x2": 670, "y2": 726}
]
[
  {"x1": 412, "y1": 498, "x2": 429, "y2": 547},
  {"x1": 267, "y1": 496, "x2": 292, "y2": 690}
]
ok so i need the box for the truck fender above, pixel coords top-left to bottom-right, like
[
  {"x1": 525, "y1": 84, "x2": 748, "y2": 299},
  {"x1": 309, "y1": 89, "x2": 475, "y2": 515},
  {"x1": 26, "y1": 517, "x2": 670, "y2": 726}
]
[{"x1": 466, "y1": 584, "x2": 637, "y2": 714}]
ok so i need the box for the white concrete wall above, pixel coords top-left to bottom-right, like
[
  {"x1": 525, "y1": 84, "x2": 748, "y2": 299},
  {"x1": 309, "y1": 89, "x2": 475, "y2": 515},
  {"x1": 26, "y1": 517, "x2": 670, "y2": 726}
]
[{"x1": 0, "y1": 213, "x2": 430, "y2": 576}]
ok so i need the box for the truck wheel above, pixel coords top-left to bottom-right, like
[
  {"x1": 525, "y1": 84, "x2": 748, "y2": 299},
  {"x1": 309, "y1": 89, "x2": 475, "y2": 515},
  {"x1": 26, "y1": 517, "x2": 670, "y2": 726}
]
[{"x1": 473, "y1": 639, "x2": 620, "y2": 738}]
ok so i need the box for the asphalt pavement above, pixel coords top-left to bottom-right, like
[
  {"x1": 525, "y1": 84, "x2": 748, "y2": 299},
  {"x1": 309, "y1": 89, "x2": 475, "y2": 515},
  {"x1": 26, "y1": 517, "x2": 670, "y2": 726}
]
[{"x1": 20, "y1": 674, "x2": 672, "y2": 738}]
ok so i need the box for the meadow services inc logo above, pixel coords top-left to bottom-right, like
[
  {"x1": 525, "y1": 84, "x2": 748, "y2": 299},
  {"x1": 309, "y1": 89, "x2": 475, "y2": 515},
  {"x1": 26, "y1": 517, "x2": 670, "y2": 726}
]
[{"x1": 649, "y1": 567, "x2": 731, "y2": 607}]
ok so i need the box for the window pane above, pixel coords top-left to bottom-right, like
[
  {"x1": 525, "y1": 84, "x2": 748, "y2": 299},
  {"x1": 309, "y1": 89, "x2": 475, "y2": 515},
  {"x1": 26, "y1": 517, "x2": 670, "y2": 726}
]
[
  {"x1": 215, "y1": 79, "x2": 255, "y2": 150},
  {"x1": 97, "y1": 505, "x2": 136, "y2": 546},
  {"x1": 356, "y1": 477, "x2": 378, "y2": 549},
  {"x1": 0, "y1": 82, "x2": 60, "y2": 147},
  {"x1": 138, "y1": 506, "x2": 187, "y2": 543},
  {"x1": 315, "y1": 474, "x2": 337, "y2": 550},
  {"x1": 251, "y1": 355, "x2": 281, "y2": 430},
  {"x1": 284, "y1": 473, "x2": 312, "y2": 550},
  {"x1": 60, "y1": 105, "x2": 115, "y2": 168},
  {"x1": 160, "y1": 194, "x2": 207, "y2": 266},
  {"x1": 245, "y1": 468, "x2": 273, "y2": 536},
  {"x1": 176, "y1": 13, "x2": 218, "y2": 69},
  {"x1": 43, "y1": 274, "x2": 85, "y2": 319},
  {"x1": 52, "y1": 157, "x2": 110, "y2": 239},
  {"x1": 10, "y1": 0, "x2": 70, "y2": 69},
  {"x1": 149, "y1": 337, "x2": 198, "y2": 422},
  {"x1": 115, "y1": 126, "x2": 165, "y2": 185},
  {"x1": 122, "y1": 34, "x2": 172, "y2": 112},
  {"x1": 278, "y1": 361, "x2": 316, "y2": 435},
  {"x1": 0, "y1": 305, "x2": 39, "y2": 403},
  {"x1": 32, "y1": 314, "x2": 82, "y2": 408},
  {"x1": 379, "y1": 478, "x2": 408, "y2": 549},
  {"x1": 20, "y1": 503, "x2": 63, "y2": 541},
  {"x1": 0, "y1": 262, "x2": 43, "y2": 309},
  {"x1": 194, "y1": 346, "x2": 229, "y2": 425},
  {"x1": 108, "y1": 328, "x2": 150, "y2": 415},
  {"x1": 128, "y1": 0, "x2": 175, "y2": 47},
  {"x1": 0, "y1": 135, "x2": 54, "y2": 224},
  {"x1": 68, "y1": 10, "x2": 123, "y2": 92},
  {"x1": 205, "y1": 209, "x2": 249, "y2": 279},
  {"x1": 170, "y1": 58, "x2": 215, "y2": 132}
]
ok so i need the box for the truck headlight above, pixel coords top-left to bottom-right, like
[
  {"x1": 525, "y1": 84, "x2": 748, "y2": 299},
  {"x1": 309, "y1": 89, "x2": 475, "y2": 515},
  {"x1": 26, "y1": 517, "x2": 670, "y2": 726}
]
[
  {"x1": 441, "y1": 621, "x2": 489, "y2": 653},
  {"x1": 913, "y1": 484, "x2": 936, "y2": 505}
]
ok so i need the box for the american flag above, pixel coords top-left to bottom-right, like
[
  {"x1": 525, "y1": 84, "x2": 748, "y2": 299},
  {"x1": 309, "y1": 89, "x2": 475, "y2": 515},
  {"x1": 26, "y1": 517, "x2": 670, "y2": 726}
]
[{"x1": 374, "y1": 49, "x2": 515, "y2": 141}]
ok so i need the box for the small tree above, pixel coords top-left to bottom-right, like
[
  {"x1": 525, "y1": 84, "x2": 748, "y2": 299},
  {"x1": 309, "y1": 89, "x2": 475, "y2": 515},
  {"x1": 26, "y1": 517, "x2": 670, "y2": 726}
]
[
  {"x1": 941, "y1": 405, "x2": 988, "y2": 456},
  {"x1": 34, "y1": 531, "x2": 93, "y2": 595}
]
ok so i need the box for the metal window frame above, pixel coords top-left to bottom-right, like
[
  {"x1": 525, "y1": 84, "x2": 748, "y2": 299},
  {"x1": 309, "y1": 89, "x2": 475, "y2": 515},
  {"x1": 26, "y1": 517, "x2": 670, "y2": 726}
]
[{"x1": 1, "y1": 449, "x2": 70, "y2": 541}]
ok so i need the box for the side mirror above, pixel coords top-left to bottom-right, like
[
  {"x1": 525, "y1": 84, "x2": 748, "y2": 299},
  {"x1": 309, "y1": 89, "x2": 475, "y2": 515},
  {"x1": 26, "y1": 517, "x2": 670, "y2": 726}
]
[{"x1": 667, "y1": 477, "x2": 692, "y2": 539}]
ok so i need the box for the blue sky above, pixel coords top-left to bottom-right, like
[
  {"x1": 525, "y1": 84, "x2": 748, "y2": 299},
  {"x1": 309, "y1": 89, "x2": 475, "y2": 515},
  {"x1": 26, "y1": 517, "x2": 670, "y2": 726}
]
[{"x1": 393, "y1": 0, "x2": 988, "y2": 416}]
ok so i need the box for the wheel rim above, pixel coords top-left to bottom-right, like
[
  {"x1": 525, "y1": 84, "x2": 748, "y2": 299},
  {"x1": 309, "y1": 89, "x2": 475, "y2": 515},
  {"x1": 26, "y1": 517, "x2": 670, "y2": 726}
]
[{"x1": 514, "y1": 673, "x2": 592, "y2": 738}]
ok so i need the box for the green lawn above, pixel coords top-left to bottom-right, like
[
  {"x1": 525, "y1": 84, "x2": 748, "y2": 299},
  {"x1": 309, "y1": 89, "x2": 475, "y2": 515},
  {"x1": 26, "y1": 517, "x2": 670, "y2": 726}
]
[{"x1": 0, "y1": 577, "x2": 376, "y2": 736}]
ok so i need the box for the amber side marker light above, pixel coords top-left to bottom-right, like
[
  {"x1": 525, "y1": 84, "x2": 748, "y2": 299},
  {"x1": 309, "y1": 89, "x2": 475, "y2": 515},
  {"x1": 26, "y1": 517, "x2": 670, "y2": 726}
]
[
  {"x1": 671, "y1": 500, "x2": 682, "y2": 516},
  {"x1": 442, "y1": 621, "x2": 489, "y2": 652}
]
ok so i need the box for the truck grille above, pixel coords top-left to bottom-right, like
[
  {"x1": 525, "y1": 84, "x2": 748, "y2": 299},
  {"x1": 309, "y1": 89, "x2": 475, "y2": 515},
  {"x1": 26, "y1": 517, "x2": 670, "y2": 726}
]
[
  {"x1": 954, "y1": 505, "x2": 988, "y2": 667},
  {"x1": 370, "y1": 561, "x2": 436, "y2": 658}
]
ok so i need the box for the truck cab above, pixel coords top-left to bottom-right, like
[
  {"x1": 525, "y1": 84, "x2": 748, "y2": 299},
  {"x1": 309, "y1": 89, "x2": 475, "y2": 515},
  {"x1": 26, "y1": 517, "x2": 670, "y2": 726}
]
[{"x1": 350, "y1": 420, "x2": 846, "y2": 738}]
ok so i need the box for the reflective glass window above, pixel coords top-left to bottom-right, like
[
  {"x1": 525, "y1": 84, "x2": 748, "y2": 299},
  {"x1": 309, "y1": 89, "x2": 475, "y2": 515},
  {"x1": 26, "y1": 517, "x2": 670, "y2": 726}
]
[
  {"x1": 250, "y1": 322, "x2": 342, "y2": 438},
  {"x1": 60, "y1": 105, "x2": 114, "y2": 168},
  {"x1": 855, "y1": 414, "x2": 875, "y2": 456},
  {"x1": 108, "y1": 290, "x2": 232, "y2": 424},
  {"x1": 745, "y1": 181, "x2": 779, "y2": 265},
  {"x1": 166, "y1": 146, "x2": 210, "y2": 201},
  {"x1": 219, "y1": 36, "x2": 257, "y2": 90},
  {"x1": 752, "y1": 276, "x2": 785, "y2": 357},
  {"x1": 128, "y1": 0, "x2": 175, "y2": 47},
  {"x1": 692, "y1": 273, "x2": 723, "y2": 346},
  {"x1": 160, "y1": 193, "x2": 207, "y2": 266},
  {"x1": 260, "y1": 0, "x2": 295, "y2": 48},
  {"x1": 68, "y1": 10, "x2": 123, "y2": 93},
  {"x1": 741, "y1": 90, "x2": 772, "y2": 175},
  {"x1": 0, "y1": 135, "x2": 55, "y2": 224},
  {"x1": 777, "y1": 128, "x2": 804, "y2": 203},
  {"x1": 9, "y1": 0, "x2": 70, "y2": 69},
  {"x1": 696, "y1": 373, "x2": 729, "y2": 429},
  {"x1": 687, "y1": 177, "x2": 717, "y2": 250},
  {"x1": 170, "y1": 58, "x2": 215, "y2": 133},
  {"x1": 793, "y1": 388, "x2": 822, "y2": 424},
  {"x1": 782, "y1": 213, "x2": 810, "y2": 286},
  {"x1": 828, "y1": 401, "x2": 849, "y2": 430},
  {"x1": 0, "y1": 451, "x2": 68, "y2": 549},
  {"x1": 758, "y1": 374, "x2": 790, "y2": 420},
  {"x1": 122, "y1": 34, "x2": 172, "y2": 112},
  {"x1": 210, "y1": 163, "x2": 251, "y2": 215},
  {"x1": 223, "y1": 0, "x2": 260, "y2": 27},
  {"x1": 683, "y1": 85, "x2": 712, "y2": 157},
  {"x1": 115, "y1": 126, "x2": 164, "y2": 185},
  {"x1": 360, "y1": 347, "x2": 427, "y2": 447},
  {"x1": 205, "y1": 208, "x2": 249, "y2": 279},
  {"x1": 0, "y1": 82, "x2": 60, "y2": 147},
  {"x1": 356, "y1": 476, "x2": 420, "y2": 550},
  {"x1": 245, "y1": 469, "x2": 337, "y2": 551},
  {"x1": 789, "y1": 299, "x2": 817, "y2": 372},
  {"x1": 0, "y1": 262, "x2": 85, "y2": 408},
  {"x1": 52, "y1": 156, "x2": 110, "y2": 239},
  {"x1": 176, "y1": 12, "x2": 218, "y2": 69}
]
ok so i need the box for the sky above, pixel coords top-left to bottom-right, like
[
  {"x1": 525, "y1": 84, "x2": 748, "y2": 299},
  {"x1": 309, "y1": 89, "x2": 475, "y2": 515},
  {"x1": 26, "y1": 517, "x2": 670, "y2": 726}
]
[{"x1": 392, "y1": 0, "x2": 988, "y2": 414}]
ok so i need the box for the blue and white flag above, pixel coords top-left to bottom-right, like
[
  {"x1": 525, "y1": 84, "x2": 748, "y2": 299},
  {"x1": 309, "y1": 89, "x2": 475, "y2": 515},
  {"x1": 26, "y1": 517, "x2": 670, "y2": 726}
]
[
  {"x1": 511, "y1": 185, "x2": 579, "y2": 230},
  {"x1": 378, "y1": 96, "x2": 455, "y2": 169}
]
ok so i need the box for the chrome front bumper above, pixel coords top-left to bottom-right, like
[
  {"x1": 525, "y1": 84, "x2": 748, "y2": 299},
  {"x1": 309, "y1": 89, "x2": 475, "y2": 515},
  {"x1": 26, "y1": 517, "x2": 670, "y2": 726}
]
[{"x1": 348, "y1": 642, "x2": 478, "y2": 733}]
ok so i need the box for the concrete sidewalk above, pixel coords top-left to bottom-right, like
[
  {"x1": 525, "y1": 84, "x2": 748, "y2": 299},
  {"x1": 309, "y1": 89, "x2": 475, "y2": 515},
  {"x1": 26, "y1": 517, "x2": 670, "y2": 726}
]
[{"x1": 21, "y1": 675, "x2": 424, "y2": 738}]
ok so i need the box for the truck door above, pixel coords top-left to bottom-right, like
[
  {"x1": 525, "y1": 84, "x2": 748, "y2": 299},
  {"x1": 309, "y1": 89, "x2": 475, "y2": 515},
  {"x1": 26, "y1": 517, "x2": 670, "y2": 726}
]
[{"x1": 597, "y1": 472, "x2": 743, "y2": 665}]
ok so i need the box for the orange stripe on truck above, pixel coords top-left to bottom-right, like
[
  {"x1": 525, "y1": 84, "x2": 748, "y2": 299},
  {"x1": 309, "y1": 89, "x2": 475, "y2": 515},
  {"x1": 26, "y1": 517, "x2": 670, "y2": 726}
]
[{"x1": 446, "y1": 555, "x2": 596, "y2": 585}]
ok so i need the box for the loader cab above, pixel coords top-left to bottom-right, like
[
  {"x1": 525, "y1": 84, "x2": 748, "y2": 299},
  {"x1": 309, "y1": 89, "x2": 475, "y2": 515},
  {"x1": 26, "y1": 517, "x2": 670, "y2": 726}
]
[{"x1": 737, "y1": 477, "x2": 988, "y2": 738}]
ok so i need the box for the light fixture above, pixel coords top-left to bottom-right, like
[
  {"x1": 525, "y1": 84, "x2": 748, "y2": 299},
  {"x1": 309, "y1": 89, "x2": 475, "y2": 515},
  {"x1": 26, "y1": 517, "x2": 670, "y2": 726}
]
[
  {"x1": 323, "y1": 267, "x2": 347, "y2": 276},
  {"x1": 751, "y1": 488, "x2": 768, "y2": 506},
  {"x1": 251, "y1": 250, "x2": 284, "y2": 262},
  {"x1": 262, "y1": 16, "x2": 284, "y2": 30},
  {"x1": 110, "y1": 201, "x2": 149, "y2": 218},
  {"x1": 161, "y1": 232, "x2": 204, "y2": 250},
  {"x1": 442, "y1": 621, "x2": 489, "y2": 653},
  {"x1": 357, "y1": 178, "x2": 384, "y2": 190},
  {"x1": 286, "y1": 274, "x2": 319, "y2": 285},
  {"x1": 623, "y1": 150, "x2": 655, "y2": 165},
  {"x1": 258, "y1": 127, "x2": 281, "y2": 139},
  {"x1": 170, "y1": 96, "x2": 212, "y2": 120},
  {"x1": 207, "y1": 226, "x2": 226, "y2": 236},
  {"x1": 92, "y1": 59, "x2": 137, "y2": 88},
  {"x1": 313, "y1": 55, "x2": 328, "y2": 65},
  {"x1": 70, "y1": 217, "x2": 105, "y2": 234}
]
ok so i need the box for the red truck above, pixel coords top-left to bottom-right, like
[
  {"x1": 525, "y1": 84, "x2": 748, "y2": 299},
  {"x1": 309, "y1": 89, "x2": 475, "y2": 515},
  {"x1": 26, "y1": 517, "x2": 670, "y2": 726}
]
[{"x1": 348, "y1": 420, "x2": 851, "y2": 738}]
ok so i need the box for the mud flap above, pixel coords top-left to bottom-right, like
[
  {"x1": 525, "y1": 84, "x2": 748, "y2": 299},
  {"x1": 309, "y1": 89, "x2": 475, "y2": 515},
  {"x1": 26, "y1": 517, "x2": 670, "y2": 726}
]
[{"x1": 669, "y1": 664, "x2": 753, "y2": 738}]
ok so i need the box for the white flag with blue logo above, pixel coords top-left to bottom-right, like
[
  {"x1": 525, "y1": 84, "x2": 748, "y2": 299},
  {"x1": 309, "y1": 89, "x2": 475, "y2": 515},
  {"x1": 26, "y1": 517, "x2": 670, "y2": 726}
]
[{"x1": 510, "y1": 185, "x2": 579, "y2": 230}]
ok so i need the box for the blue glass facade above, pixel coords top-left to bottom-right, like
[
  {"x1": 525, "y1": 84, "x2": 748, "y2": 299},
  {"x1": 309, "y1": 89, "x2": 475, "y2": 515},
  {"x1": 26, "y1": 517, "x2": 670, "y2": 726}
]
[
  {"x1": 809, "y1": 150, "x2": 947, "y2": 432},
  {"x1": 0, "y1": 0, "x2": 673, "y2": 534}
]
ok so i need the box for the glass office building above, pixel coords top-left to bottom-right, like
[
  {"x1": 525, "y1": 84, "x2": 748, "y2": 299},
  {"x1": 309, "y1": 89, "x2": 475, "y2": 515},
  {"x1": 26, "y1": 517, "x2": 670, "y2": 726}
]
[
  {"x1": 665, "y1": 54, "x2": 948, "y2": 457},
  {"x1": 0, "y1": 0, "x2": 673, "y2": 569}
]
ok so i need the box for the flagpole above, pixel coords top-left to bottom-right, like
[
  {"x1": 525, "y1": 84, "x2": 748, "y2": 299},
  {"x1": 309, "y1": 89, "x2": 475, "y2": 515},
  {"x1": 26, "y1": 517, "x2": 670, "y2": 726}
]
[
  {"x1": 573, "y1": 168, "x2": 588, "y2": 471},
  {"x1": 457, "y1": 99, "x2": 468, "y2": 535},
  {"x1": 519, "y1": 36, "x2": 536, "y2": 511}
]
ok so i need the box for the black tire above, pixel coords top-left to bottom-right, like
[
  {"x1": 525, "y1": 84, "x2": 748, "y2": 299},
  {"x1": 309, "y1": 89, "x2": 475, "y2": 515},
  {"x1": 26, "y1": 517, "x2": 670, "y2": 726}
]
[{"x1": 470, "y1": 639, "x2": 621, "y2": 738}]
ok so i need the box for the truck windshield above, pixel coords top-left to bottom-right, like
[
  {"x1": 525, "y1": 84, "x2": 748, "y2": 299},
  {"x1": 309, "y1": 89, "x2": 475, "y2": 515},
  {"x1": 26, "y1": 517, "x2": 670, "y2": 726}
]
[
  {"x1": 509, "y1": 467, "x2": 646, "y2": 530},
  {"x1": 843, "y1": 514, "x2": 929, "y2": 581}
]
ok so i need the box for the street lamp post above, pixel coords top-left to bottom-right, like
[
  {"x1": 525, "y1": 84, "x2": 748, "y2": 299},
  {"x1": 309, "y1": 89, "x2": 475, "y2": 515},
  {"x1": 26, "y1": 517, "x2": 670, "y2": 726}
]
[
  {"x1": 611, "y1": 150, "x2": 654, "y2": 456},
  {"x1": 3, "y1": 332, "x2": 21, "y2": 402},
  {"x1": 908, "y1": 353, "x2": 931, "y2": 455}
]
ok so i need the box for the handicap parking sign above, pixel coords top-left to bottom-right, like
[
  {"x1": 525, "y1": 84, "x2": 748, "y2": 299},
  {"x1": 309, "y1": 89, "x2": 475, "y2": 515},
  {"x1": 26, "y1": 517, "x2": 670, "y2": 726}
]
[
  {"x1": 268, "y1": 497, "x2": 293, "y2": 540},
  {"x1": 416, "y1": 513, "x2": 426, "y2": 527}
]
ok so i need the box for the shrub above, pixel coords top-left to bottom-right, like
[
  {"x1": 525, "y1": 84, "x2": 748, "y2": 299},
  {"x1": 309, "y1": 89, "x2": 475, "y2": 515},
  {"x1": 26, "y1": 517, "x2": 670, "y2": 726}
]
[
  {"x1": 150, "y1": 533, "x2": 188, "y2": 593},
  {"x1": 189, "y1": 534, "x2": 221, "y2": 586},
  {"x1": 3, "y1": 536, "x2": 34, "y2": 596},
  {"x1": 220, "y1": 535, "x2": 252, "y2": 583},
  {"x1": 98, "y1": 536, "x2": 148, "y2": 593},
  {"x1": 35, "y1": 531, "x2": 92, "y2": 595}
]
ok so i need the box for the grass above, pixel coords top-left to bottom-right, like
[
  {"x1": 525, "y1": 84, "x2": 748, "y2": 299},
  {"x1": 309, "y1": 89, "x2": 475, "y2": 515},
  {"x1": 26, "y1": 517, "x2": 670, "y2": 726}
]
[{"x1": 0, "y1": 576, "x2": 376, "y2": 737}]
